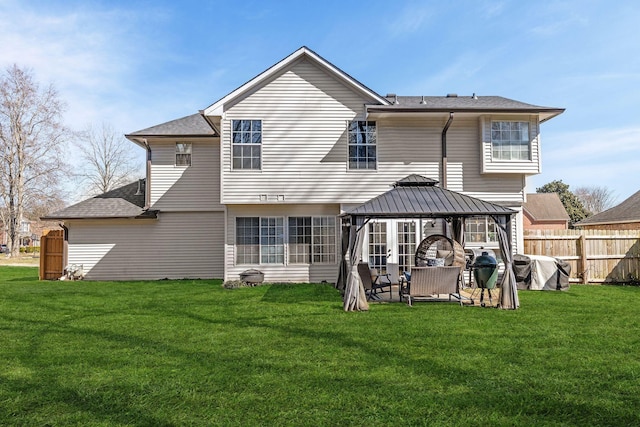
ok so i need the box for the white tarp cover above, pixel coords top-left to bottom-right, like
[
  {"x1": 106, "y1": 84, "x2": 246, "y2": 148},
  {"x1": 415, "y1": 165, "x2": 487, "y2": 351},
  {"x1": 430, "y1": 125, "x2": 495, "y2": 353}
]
[{"x1": 528, "y1": 254, "x2": 566, "y2": 291}]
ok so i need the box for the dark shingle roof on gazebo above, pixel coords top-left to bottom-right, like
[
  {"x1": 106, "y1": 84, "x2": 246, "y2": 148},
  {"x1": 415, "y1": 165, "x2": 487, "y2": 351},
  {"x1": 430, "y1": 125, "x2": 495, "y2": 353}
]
[{"x1": 345, "y1": 175, "x2": 515, "y2": 218}]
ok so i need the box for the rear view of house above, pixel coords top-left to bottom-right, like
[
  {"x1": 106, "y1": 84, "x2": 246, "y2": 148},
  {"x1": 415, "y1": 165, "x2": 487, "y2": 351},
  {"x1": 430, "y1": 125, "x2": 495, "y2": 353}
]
[{"x1": 45, "y1": 47, "x2": 564, "y2": 282}]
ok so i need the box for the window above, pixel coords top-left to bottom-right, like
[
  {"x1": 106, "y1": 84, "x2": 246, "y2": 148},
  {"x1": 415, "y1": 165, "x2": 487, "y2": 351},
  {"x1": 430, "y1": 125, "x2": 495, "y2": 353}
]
[
  {"x1": 288, "y1": 217, "x2": 336, "y2": 264},
  {"x1": 491, "y1": 121, "x2": 530, "y2": 161},
  {"x1": 348, "y1": 120, "x2": 376, "y2": 170},
  {"x1": 235, "y1": 217, "x2": 284, "y2": 264},
  {"x1": 175, "y1": 143, "x2": 192, "y2": 166},
  {"x1": 236, "y1": 217, "x2": 260, "y2": 264},
  {"x1": 260, "y1": 217, "x2": 284, "y2": 264},
  {"x1": 464, "y1": 217, "x2": 498, "y2": 243},
  {"x1": 232, "y1": 119, "x2": 262, "y2": 170}
]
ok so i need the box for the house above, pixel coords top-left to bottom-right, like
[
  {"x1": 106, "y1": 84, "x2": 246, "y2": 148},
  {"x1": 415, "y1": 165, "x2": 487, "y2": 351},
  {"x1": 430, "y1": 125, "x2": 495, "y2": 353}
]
[
  {"x1": 522, "y1": 193, "x2": 570, "y2": 230},
  {"x1": 575, "y1": 190, "x2": 640, "y2": 230},
  {"x1": 44, "y1": 47, "x2": 564, "y2": 282}
]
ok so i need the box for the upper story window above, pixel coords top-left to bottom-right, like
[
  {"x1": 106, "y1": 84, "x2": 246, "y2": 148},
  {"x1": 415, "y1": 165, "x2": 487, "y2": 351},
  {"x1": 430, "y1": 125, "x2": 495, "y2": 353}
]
[
  {"x1": 232, "y1": 119, "x2": 262, "y2": 170},
  {"x1": 348, "y1": 120, "x2": 376, "y2": 170},
  {"x1": 491, "y1": 121, "x2": 530, "y2": 161},
  {"x1": 175, "y1": 143, "x2": 192, "y2": 166}
]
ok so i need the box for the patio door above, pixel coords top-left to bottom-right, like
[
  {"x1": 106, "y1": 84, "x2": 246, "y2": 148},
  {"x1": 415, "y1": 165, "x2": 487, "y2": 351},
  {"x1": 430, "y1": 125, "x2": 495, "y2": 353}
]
[
  {"x1": 365, "y1": 220, "x2": 421, "y2": 274},
  {"x1": 367, "y1": 221, "x2": 388, "y2": 273},
  {"x1": 397, "y1": 221, "x2": 416, "y2": 274}
]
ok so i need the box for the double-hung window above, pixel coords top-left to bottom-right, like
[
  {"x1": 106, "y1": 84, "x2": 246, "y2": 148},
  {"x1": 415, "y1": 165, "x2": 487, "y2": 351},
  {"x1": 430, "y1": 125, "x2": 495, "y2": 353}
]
[
  {"x1": 348, "y1": 120, "x2": 377, "y2": 170},
  {"x1": 175, "y1": 143, "x2": 192, "y2": 166},
  {"x1": 464, "y1": 217, "x2": 498, "y2": 244},
  {"x1": 232, "y1": 119, "x2": 262, "y2": 170},
  {"x1": 491, "y1": 121, "x2": 530, "y2": 161},
  {"x1": 288, "y1": 216, "x2": 336, "y2": 264},
  {"x1": 235, "y1": 217, "x2": 284, "y2": 264}
]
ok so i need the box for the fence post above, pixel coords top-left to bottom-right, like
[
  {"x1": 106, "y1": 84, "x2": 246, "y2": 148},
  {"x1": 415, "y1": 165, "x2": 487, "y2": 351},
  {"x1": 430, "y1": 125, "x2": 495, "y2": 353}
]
[{"x1": 580, "y1": 233, "x2": 588, "y2": 284}]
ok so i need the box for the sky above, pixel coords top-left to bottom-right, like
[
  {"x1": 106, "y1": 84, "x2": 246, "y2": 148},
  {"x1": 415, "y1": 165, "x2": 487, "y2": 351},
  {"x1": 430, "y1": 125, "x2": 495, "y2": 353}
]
[{"x1": 1, "y1": 0, "x2": 639, "y2": 203}]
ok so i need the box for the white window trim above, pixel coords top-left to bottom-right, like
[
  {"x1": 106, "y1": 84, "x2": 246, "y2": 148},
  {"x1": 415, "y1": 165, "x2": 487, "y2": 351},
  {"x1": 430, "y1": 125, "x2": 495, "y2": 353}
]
[
  {"x1": 490, "y1": 120, "x2": 531, "y2": 162},
  {"x1": 347, "y1": 120, "x2": 377, "y2": 171},
  {"x1": 231, "y1": 119, "x2": 262, "y2": 171},
  {"x1": 235, "y1": 215, "x2": 338, "y2": 266},
  {"x1": 175, "y1": 142, "x2": 192, "y2": 167}
]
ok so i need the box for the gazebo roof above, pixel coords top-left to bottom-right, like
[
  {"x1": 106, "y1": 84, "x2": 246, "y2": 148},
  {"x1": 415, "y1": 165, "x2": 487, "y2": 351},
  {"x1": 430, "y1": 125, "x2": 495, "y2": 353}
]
[{"x1": 344, "y1": 175, "x2": 515, "y2": 218}]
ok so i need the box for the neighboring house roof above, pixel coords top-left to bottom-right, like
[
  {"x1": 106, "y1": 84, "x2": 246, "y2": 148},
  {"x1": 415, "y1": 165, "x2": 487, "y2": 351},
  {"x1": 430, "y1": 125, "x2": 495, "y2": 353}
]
[
  {"x1": 575, "y1": 190, "x2": 640, "y2": 226},
  {"x1": 523, "y1": 193, "x2": 570, "y2": 221},
  {"x1": 203, "y1": 46, "x2": 391, "y2": 116},
  {"x1": 345, "y1": 175, "x2": 515, "y2": 218},
  {"x1": 368, "y1": 95, "x2": 564, "y2": 122},
  {"x1": 42, "y1": 180, "x2": 157, "y2": 220}
]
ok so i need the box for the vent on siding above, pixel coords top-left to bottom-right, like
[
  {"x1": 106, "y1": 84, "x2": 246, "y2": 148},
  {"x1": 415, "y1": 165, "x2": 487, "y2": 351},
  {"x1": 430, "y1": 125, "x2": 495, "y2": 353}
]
[{"x1": 135, "y1": 179, "x2": 144, "y2": 196}]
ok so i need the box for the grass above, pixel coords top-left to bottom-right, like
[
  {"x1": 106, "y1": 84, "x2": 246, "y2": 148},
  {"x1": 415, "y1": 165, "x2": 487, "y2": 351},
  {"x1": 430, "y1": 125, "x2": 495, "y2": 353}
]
[{"x1": 1, "y1": 266, "x2": 639, "y2": 426}]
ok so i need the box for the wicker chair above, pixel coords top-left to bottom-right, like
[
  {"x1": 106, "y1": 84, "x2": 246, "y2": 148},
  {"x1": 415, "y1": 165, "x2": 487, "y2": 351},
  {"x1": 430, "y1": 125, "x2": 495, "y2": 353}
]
[{"x1": 415, "y1": 234, "x2": 465, "y2": 268}]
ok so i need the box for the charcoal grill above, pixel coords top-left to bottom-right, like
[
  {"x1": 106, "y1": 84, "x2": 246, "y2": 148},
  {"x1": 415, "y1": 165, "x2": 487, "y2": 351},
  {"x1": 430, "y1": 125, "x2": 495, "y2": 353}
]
[{"x1": 470, "y1": 251, "x2": 498, "y2": 307}]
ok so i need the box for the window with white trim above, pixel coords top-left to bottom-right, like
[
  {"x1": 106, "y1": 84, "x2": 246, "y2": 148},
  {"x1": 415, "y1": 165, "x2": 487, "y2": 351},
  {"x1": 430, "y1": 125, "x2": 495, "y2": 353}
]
[
  {"x1": 235, "y1": 217, "x2": 284, "y2": 264},
  {"x1": 232, "y1": 119, "x2": 262, "y2": 170},
  {"x1": 491, "y1": 121, "x2": 530, "y2": 161},
  {"x1": 464, "y1": 217, "x2": 498, "y2": 243},
  {"x1": 288, "y1": 216, "x2": 337, "y2": 264},
  {"x1": 348, "y1": 120, "x2": 376, "y2": 170},
  {"x1": 175, "y1": 143, "x2": 192, "y2": 166}
]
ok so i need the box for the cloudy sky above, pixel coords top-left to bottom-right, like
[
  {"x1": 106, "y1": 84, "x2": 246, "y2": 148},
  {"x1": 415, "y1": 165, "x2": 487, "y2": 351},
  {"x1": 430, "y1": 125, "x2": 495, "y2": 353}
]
[{"x1": 2, "y1": 0, "x2": 639, "y2": 201}]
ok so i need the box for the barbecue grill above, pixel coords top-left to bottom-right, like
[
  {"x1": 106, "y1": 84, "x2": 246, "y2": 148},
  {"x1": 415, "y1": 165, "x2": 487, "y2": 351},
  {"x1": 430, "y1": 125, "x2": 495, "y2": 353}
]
[{"x1": 470, "y1": 251, "x2": 498, "y2": 307}]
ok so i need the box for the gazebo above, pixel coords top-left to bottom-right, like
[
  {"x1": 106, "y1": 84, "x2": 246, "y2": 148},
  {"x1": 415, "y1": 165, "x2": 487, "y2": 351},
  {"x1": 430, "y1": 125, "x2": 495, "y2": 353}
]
[{"x1": 336, "y1": 175, "x2": 519, "y2": 311}]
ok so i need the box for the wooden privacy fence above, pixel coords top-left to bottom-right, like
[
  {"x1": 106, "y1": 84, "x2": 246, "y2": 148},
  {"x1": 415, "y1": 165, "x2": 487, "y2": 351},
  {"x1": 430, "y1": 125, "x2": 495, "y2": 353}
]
[
  {"x1": 40, "y1": 229, "x2": 64, "y2": 280},
  {"x1": 523, "y1": 229, "x2": 640, "y2": 284}
]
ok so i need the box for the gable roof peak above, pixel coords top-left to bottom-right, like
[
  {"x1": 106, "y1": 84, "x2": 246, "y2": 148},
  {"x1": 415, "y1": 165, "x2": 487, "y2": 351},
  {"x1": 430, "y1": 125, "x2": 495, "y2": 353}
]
[{"x1": 203, "y1": 46, "x2": 389, "y2": 116}]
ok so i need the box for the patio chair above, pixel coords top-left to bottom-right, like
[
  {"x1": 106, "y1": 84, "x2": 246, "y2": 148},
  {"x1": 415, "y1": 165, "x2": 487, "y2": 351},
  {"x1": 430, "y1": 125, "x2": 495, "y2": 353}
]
[
  {"x1": 376, "y1": 262, "x2": 406, "y2": 301},
  {"x1": 403, "y1": 266, "x2": 462, "y2": 306},
  {"x1": 357, "y1": 263, "x2": 392, "y2": 300}
]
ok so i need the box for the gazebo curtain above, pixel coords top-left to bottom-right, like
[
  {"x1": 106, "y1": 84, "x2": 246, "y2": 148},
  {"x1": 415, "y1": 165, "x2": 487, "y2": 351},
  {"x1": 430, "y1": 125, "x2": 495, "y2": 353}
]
[
  {"x1": 494, "y1": 216, "x2": 519, "y2": 310},
  {"x1": 342, "y1": 219, "x2": 369, "y2": 312}
]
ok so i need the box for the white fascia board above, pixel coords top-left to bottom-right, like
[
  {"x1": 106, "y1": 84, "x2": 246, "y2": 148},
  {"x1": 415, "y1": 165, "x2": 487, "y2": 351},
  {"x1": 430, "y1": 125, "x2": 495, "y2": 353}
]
[{"x1": 203, "y1": 47, "x2": 389, "y2": 116}]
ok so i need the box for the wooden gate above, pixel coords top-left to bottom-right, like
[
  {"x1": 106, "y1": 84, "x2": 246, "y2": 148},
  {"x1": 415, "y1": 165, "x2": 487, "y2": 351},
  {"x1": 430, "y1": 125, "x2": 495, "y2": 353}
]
[{"x1": 40, "y1": 229, "x2": 64, "y2": 280}]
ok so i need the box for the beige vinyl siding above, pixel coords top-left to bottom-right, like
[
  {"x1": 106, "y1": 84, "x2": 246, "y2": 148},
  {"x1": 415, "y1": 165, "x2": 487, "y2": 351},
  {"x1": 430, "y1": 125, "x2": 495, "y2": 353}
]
[
  {"x1": 67, "y1": 212, "x2": 224, "y2": 280},
  {"x1": 225, "y1": 204, "x2": 340, "y2": 283},
  {"x1": 481, "y1": 115, "x2": 541, "y2": 174},
  {"x1": 149, "y1": 137, "x2": 222, "y2": 211},
  {"x1": 221, "y1": 59, "x2": 431, "y2": 205}
]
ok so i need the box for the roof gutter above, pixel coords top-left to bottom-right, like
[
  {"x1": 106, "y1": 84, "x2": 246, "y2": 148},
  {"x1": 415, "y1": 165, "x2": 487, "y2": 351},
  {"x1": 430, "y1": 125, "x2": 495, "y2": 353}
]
[
  {"x1": 441, "y1": 113, "x2": 454, "y2": 189},
  {"x1": 142, "y1": 138, "x2": 152, "y2": 210}
]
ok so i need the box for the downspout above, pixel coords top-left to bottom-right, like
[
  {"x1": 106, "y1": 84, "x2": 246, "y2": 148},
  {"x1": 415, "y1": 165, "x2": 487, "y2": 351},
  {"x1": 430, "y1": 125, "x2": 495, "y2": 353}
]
[
  {"x1": 142, "y1": 138, "x2": 152, "y2": 210},
  {"x1": 441, "y1": 112, "x2": 454, "y2": 189}
]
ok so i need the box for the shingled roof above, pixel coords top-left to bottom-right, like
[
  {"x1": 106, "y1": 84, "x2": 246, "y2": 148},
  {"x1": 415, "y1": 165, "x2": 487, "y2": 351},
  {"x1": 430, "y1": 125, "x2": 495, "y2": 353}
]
[
  {"x1": 523, "y1": 193, "x2": 570, "y2": 221},
  {"x1": 575, "y1": 190, "x2": 640, "y2": 226},
  {"x1": 43, "y1": 180, "x2": 157, "y2": 220},
  {"x1": 367, "y1": 95, "x2": 564, "y2": 122},
  {"x1": 345, "y1": 175, "x2": 515, "y2": 218},
  {"x1": 126, "y1": 113, "x2": 217, "y2": 138}
]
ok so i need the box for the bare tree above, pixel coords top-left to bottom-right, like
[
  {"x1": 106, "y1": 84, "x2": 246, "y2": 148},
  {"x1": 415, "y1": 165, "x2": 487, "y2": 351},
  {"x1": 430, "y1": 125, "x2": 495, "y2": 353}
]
[
  {"x1": 574, "y1": 186, "x2": 617, "y2": 215},
  {"x1": 0, "y1": 65, "x2": 69, "y2": 257},
  {"x1": 75, "y1": 122, "x2": 141, "y2": 196}
]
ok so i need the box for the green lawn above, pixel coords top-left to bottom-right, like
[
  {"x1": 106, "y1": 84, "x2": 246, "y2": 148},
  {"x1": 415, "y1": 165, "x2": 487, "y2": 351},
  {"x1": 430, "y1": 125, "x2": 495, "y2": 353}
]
[{"x1": 1, "y1": 266, "x2": 639, "y2": 426}]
